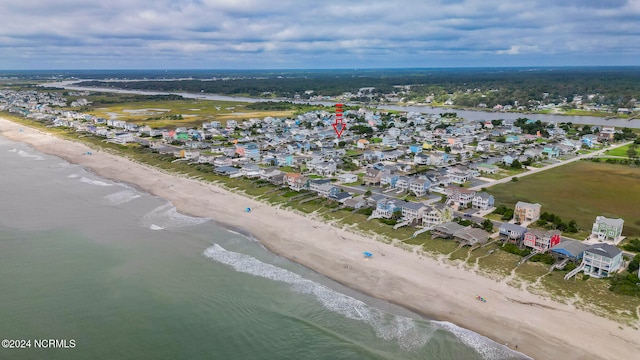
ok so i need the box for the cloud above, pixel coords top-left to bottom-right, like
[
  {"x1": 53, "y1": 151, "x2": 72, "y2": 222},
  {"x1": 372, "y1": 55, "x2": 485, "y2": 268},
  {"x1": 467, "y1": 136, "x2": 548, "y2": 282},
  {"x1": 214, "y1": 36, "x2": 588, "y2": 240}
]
[{"x1": 0, "y1": 0, "x2": 638, "y2": 69}]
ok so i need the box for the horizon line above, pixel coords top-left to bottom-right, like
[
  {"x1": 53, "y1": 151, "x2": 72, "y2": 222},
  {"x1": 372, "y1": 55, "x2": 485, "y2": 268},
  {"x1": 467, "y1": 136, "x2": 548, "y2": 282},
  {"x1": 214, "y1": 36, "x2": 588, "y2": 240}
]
[{"x1": 3, "y1": 65, "x2": 640, "y2": 72}]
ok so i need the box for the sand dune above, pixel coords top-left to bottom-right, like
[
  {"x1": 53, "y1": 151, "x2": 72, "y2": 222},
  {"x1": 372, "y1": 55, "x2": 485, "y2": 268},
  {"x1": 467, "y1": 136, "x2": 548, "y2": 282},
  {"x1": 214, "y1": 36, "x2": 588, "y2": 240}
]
[{"x1": 1, "y1": 116, "x2": 638, "y2": 360}]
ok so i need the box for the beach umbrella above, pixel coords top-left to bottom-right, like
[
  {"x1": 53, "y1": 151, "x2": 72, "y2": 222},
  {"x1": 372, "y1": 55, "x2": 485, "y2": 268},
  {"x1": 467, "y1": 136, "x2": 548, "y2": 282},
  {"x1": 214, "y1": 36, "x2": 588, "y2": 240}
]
[
  {"x1": 245, "y1": 207, "x2": 251, "y2": 213},
  {"x1": 363, "y1": 252, "x2": 373, "y2": 258}
]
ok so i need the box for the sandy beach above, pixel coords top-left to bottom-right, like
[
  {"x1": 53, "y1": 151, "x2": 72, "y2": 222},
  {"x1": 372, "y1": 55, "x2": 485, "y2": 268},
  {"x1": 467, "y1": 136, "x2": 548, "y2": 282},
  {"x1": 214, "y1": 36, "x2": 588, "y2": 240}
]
[{"x1": 1, "y1": 117, "x2": 638, "y2": 360}]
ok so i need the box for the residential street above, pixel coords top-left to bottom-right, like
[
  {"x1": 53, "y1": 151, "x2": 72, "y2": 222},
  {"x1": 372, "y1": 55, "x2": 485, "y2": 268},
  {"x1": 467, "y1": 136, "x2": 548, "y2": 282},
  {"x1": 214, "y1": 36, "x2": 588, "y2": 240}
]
[{"x1": 469, "y1": 141, "x2": 633, "y2": 190}]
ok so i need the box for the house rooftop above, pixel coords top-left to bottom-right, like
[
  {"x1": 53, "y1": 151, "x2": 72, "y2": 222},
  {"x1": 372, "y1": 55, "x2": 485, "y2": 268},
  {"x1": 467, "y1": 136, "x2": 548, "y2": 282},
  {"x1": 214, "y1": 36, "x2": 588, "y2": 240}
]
[
  {"x1": 515, "y1": 201, "x2": 541, "y2": 210},
  {"x1": 551, "y1": 239, "x2": 589, "y2": 258},
  {"x1": 454, "y1": 228, "x2": 490, "y2": 245},
  {"x1": 585, "y1": 243, "x2": 622, "y2": 258},
  {"x1": 500, "y1": 223, "x2": 527, "y2": 233},
  {"x1": 527, "y1": 228, "x2": 561, "y2": 238},
  {"x1": 433, "y1": 222, "x2": 466, "y2": 236},
  {"x1": 594, "y1": 216, "x2": 624, "y2": 227},
  {"x1": 401, "y1": 201, "x2": 428, "y2": 211}
]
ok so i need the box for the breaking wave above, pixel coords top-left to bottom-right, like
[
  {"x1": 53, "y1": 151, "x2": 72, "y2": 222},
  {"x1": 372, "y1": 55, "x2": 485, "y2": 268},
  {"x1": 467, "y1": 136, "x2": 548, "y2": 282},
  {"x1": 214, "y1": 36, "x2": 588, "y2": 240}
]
[
  {"x1": 103, "y1": 190, "x2": 142, "y2": 205},
  {"x1": 9, "y1": 148, "x2": 45, "y2": 160},
  {"x1": 203, "y1": 244, "x2": 433, "y2": 351},
  {"x1": 435, "y1": 321, "x2": 531, "y2": 360},
  {"x1": 79, "y1": 176, "x2": 112, "y2": 186},
  {"x1": 141, "y1": 203, "x2": 210, "y2": 230}
]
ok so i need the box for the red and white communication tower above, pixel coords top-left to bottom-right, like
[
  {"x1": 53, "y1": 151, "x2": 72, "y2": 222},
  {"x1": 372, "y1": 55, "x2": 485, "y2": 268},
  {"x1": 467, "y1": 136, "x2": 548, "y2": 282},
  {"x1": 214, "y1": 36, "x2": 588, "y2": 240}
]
[{"x1": 332, "y1": 103, "x2": 345, "y2": 138}]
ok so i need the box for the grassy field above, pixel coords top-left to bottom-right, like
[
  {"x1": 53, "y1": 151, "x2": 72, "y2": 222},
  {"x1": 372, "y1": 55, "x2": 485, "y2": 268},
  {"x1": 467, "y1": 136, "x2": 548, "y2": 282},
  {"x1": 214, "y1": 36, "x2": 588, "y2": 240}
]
[
  {"x1": 604, "y1": 144, "x2": 632, "y2": 157},
  {"x1": 488, "y1": 160, "x2": 640, "y2": 237},
  {"x1": 85, "y1": 99, "x2": 293, "y2": 128},
  {"x1": 48, "y1": 92, "x2": 297, "y2": 128}
]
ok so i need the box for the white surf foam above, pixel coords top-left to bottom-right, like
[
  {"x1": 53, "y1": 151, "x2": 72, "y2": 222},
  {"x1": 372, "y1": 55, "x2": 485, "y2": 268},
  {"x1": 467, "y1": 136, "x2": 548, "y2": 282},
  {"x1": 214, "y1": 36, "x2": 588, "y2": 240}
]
[
  {"x1": 141, "y1": 203, "x2": 210, "y2": 230},
  {"x1": 54, "y1": 162, "x2": 74, "y2": 168},
  {"x1": 149, "y1": 224, "x2": 164, "y2": 231},
  {"x1": 203, "y1": 244, "x2": 433, "y2": 351},
  {"x1": 68, "y1": 174, "x2": 79, "y2": 178},
  {"x1": 79, "y1": 176, "x2": 112, "y2": 186},
  {"x1": 435, "y1": 321, "x2": 532, "y2": 360},
  {"x1": 103, "y1": 190, "x2": 142, "y2": 205},
  {"x1": 12, "y1": 149, "x2": 45, "y2": 160}
]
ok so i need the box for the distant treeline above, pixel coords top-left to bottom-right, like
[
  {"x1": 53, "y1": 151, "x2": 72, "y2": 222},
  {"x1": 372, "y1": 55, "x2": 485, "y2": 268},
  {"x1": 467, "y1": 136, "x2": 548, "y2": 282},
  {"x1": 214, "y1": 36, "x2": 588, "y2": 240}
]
[{"x1": 73, "y1": 67, "x2": 640, "y2": 108}]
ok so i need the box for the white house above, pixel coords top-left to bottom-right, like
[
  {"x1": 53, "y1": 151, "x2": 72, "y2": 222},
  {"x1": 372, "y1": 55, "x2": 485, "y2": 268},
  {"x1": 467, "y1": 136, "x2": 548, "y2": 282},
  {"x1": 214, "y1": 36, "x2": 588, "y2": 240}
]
[{"x1": 582, "y1": 243, "x2": 623, "y2": 278}]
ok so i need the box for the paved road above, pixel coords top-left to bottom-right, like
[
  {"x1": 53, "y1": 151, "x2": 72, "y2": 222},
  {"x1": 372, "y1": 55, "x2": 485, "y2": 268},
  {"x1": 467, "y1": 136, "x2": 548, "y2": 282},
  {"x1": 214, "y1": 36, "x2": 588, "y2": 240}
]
[{"x1": 469, "y1": 141, "x2": 633, "y2": 191}]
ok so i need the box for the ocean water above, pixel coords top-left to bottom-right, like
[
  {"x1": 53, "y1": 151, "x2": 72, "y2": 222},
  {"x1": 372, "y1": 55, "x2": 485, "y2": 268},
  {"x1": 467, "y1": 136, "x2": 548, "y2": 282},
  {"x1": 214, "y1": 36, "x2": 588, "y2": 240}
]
[{"x1": 0, "y1": 135, "x2": 527, "y2": 360}]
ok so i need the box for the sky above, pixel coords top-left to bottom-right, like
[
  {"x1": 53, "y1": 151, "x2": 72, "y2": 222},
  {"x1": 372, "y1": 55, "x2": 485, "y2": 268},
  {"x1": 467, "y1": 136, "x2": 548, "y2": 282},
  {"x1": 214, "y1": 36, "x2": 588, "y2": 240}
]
[{"x1": 2, "y1": 0, "x2": 640, "y2": 69}]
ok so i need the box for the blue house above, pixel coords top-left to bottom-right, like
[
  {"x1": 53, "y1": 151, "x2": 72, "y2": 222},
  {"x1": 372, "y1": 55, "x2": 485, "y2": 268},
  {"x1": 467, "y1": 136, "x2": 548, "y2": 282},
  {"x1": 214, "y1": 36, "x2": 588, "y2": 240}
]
[
  {"x1": 550, "y1": 239, "x2": 589, "y2": 263},
  {"x1": 581, "y1": 135, "x2": 598, "y2": 148},
  {"x1": 374, "y1": 199, "x2": 401, "y2": 219},
  {"x1": 542, "y1": 146, "x2": 560, "y2": 158},
  {"x1": 380, "y1": 173, "x2": 399, "y2": 188},
  {"x1": 408, "y1": 144, "x2": 423, "y2": 154}
]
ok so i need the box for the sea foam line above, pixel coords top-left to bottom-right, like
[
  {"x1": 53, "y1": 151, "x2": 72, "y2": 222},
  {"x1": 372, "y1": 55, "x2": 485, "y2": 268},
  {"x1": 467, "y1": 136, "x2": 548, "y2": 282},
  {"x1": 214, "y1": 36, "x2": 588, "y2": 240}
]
[
  {"x1": 103, "y1": 190, "x2": 142, "y2": 205},
  {"x1": 79, "y1": 176, "x2": 112, "y2": 186},
  {"x1": 203, "y1": 244, "x2": 433, "y2": 351},
  {"x1": 9, "y1": 148, "x2": 45, "y2": 160},
  {"x1": 434, "y1": 321, "x2": 532, "y2": 360},
  {"x1": 141, "y1": 203, "x2": 210, "y2": 230}
]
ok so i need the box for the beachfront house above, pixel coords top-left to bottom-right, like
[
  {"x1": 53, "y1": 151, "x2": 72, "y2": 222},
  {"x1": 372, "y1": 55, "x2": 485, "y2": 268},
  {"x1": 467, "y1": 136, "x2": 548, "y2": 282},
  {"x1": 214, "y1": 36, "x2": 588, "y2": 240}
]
[
  {"x1": 499, "y1": 223, "x2": 528, "y2": 244},
  {"x1": 550, "y1": 239, "x2": 589, "y2": 263},
  {"x1": 399, "y1": 201, "x2": 429, "y2": 221},
  {"x1": 453, "y1": 228, "x2": 491, "y2": 246},
  {"x1": 372, "y1": 199, "x2": 401, "y2": 219},
  {"x1": 514, "y1": 202, "x2": 541, "y2": 223},
  {"x1": 309, "y1": 179, "x2": 332, "y2": 193},
  {"x1": 315, "y1": 183, "x2": 340, "y2": 199},
  {"x1": 591, "y1": 216, "x2": 624, "y2": 243},
  {"x1": 286, "y1": 173, "x2": 309, "y2": 192},
  {"x1": 523, "y1": 229, "x2": 561, "y2": 252},
  {"x1": 581, "y1": 243, "x2": 623, "y2": 278},
  {"x1": 431, "y1": 222, "x2": 466, "y2": 239},
  {"x1": 343, "y1": 197, "x2": 366, "y2": 210}
]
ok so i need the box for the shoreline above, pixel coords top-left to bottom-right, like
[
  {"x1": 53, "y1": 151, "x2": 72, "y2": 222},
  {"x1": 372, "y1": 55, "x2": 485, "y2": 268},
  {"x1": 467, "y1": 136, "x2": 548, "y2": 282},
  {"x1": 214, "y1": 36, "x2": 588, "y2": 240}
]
[{"x1": 1, "y1": 116, "x2": 639, "y2": 360}]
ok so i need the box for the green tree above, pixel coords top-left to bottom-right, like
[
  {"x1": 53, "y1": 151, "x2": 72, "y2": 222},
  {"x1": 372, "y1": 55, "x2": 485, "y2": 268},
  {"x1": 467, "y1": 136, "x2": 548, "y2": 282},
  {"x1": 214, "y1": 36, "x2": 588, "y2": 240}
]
[
  {"x1": 511, "y1": 159, "x2": 522, "y2": 169},
  {"x1": 481, "y1": 218, "x2": 494, "y2": 232},
  {"x1": 628, "y1": 254, "x2": 640, "y2": 273},
  {"x1": 627, "y1": 145, "x2": 637, "y2": 159},
  {"x1": 501, "y1": 209, "x2": 514, "y2": 220}
]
